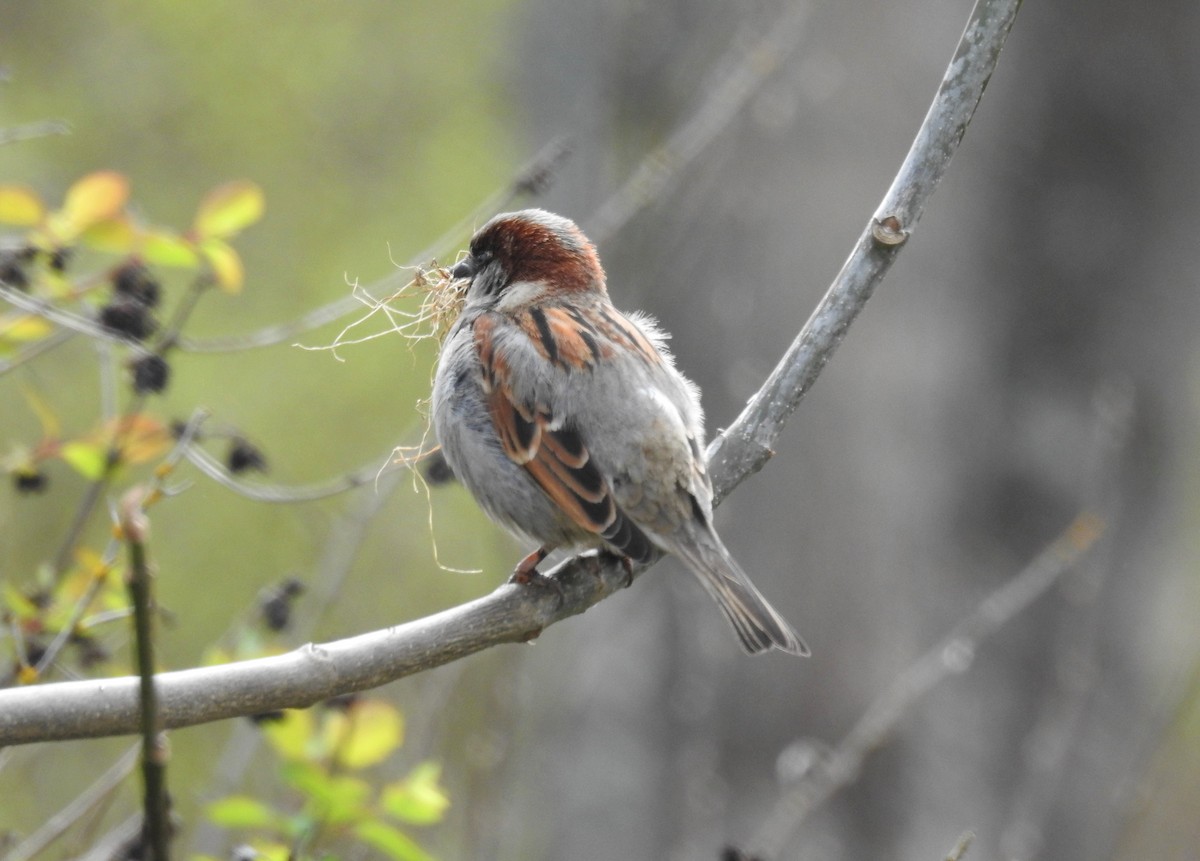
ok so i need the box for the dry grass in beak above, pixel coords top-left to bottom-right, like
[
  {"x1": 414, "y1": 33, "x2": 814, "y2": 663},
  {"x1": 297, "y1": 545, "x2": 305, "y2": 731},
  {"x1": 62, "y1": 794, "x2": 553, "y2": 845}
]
[{"x1": 300, "y1": 259, "x2": 470, "y2": 361}]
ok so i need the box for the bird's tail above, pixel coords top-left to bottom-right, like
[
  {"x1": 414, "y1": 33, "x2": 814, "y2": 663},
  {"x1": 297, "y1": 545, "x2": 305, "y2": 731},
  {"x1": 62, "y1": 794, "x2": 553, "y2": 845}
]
[{"x1": 671, "y1": 526, "x2": 809, "y2": 656}]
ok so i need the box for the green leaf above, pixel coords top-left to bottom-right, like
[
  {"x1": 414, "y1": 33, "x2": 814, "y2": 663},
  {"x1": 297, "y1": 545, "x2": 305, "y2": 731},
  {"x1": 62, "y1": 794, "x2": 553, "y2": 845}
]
[
  {"x1": 353, "y1": 820, "x2": 437, "y2": 861},
  {"x1": 282, "y1": 763, "x2": 371, "y2": 825},
  {"x1": 381, "y1": 762, "x2": 449, "y2": 825},
  {"x1": 3, "y1": 581, "x2": 40, "y2": 621},
  {"x1": 247, "y1": 841, "x2": 292, "y2": 861},
  {"x1": 321, "y1": 775, "x2": 373, "y2": 824},
  {"x1": 60, "y1": 440, "x2": 108, "y2": 480},
  {"x1": 206, "y1": 795, "x2": 283, "y2": 829},
  {"x1": 280, "y1": 760, "x2": 328, "y2": 796},
  {"x1": 193, "y1": 180, "x2": 264, "y2": 239},
  {"x1": 329, "y1": 700, "x2": 405, "y2": 770},
  {"x1": 141, "y1": 229, "x2": 201, "y2": 268},
  {"x1": 80, "y1": 216, "x2": 136, "y2": 254}
]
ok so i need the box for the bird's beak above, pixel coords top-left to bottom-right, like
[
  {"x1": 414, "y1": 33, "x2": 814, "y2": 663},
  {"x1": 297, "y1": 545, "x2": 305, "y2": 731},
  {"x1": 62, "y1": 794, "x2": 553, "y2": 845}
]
[{"x1": 449, "y1": 258, "x2": 474, "y2": 280}]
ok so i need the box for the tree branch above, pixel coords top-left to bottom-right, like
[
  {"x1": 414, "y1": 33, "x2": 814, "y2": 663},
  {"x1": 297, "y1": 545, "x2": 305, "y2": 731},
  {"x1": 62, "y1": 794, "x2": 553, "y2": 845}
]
[{"x1": 0, "y1": 0, "x2": 1021, "y2": 748}]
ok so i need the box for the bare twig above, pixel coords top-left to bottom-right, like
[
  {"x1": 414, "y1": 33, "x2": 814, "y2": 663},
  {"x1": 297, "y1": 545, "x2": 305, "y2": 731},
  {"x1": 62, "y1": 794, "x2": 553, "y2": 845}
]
[
  {"x1": 0, "y1": 0, "x2": 1020, "y2": 747},
  {"x1": 0, "y1": 283, "x2": 151, "y2": 358},
  {"x1": 0, "y1": 326, "x2": 74, "y2": 375},
  {"x1": 748, "y1": 513, "x2": 1103, "y2": 858},
  {"x1": 32, "y1": 549, "x2": 115, "y2": 678},
  {"x1": 48, "y1": 278, "x2": 209, "y2": 578},
  {"x1": 0, "y1": 119, "x2": 71, "y2": 146},
  {"x1": 180, "y1": 442, "x2": 383, "y2": 502},
  {"x1": 1, "y1": 744, "x2": 139, "y2": 861},
  {"x1": 998, "y1": 382, "x2": 1133, "y2": 859},
  {"x1": 120, "y1": 489, "x2": 170, "y2": 861}
]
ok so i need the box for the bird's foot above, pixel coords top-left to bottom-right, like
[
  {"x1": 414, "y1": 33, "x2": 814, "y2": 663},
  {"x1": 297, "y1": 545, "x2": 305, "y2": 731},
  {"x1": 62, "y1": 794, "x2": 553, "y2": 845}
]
[{"x1": 507, "y1": 546, "x2": 564, "y2": 602}]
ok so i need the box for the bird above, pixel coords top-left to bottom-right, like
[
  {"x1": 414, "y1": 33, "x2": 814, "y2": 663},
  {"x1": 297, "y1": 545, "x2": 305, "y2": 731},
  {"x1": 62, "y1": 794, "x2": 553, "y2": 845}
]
[{"x1": 431, "y1": 209, "x2": 807, "y2": 656}]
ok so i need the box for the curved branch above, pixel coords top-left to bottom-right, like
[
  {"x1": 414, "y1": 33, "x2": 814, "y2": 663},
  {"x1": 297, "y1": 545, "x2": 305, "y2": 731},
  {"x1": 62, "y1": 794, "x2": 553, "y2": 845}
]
[
  {"x1": 708, "y1": 0, "x2": 1023, "y2": 499},
  {"x1": 0, "y1": 0, "x2": 1022, "y2": 747}
]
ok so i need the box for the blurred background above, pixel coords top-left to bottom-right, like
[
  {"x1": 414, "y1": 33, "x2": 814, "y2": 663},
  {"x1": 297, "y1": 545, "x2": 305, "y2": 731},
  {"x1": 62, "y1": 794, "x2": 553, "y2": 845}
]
[{"x1": 2, "y1": 0, "x2": 1198, "y2": 859}]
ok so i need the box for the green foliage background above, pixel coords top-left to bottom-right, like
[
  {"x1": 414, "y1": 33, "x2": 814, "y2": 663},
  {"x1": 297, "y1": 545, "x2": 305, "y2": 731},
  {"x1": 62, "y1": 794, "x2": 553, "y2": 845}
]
[{"x1": 2, "y1": 3, "x2": 522, "y2": 854}]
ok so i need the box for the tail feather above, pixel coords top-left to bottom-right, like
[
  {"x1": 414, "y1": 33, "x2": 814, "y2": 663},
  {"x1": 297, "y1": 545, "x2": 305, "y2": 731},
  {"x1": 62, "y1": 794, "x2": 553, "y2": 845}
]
[{"x1": 671, "y1": 527, "x2": 809, "y2": 657}]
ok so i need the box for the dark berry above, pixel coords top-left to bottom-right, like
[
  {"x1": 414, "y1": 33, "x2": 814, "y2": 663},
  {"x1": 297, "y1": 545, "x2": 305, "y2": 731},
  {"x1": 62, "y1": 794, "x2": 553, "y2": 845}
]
[
  {"x1": 248, "y1": 710, "x2": 288, "y2": 725},
  {"x1": 24, "y1": 638, "x2": 47, "y2": 668},
  {"x1": 260, "y1": 578, "x2": 304, "y2": 631},
  {"x1": 14, "y1": 469, "x2": 47, "y2": 493},
  {"x1": 227, "y1": 438, "x2": 266, "y2": 474},
  {"x1": 112, "y1": 262, "x2": 162, "y2": 309},
  {"x1": 0, "y1": 253, "x2": 30, "y2": 290},
  {"x1": 131, "y1": 354, "x2": 170, "y2": 394},
  {"x1": 99, "y1": 298, "x2": 157, "y2": 341}
]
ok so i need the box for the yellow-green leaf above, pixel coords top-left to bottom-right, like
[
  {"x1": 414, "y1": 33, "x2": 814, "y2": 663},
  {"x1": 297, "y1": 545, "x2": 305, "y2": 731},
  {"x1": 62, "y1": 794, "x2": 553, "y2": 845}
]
[
  {"x1": 381, "y1": 762, "x2": 449, "y2": 825},
  {"x1": 1, "y1": 316, "x2": 54, "y2": 351},
  {"x1": 328, "y1": 700, "x2": 404, "y2": 770},
  {"x1": 193, "y1": 180, "x2": 264, "y2": 239},
  {"x1": 321, "y1": 775, "x2": 373, "y2": 824},
  {"x1": 206, "y1": 795, "x2": 282, "y2": 829},
  {"x1": 246, "y1": 842, "x2": 290, "y2": 861},
  {"x1": 0, "y1": 185, "x2": 46, "y2": 225},
  {"x1": 141, "y1": 229, "x2": 200, "y2": 268},
  {"x1": 3, "y1": 581, "x2": 41, "y2": 621},
  {"x1": 280, "y1": 760, "x2": 327, "y2": 795},
  {"x1": 200, "y1": 238, "x2": 244, "y2": 293},
  {"x1": 353, "y1": 820, "x2": 437, "y2": 861},
  {"x1": 262, "y1": 709, "x2": 315, "y2": 761},
  {"x1": 60, "y1": 440, "x2": 108, "y2": 480},
  {"x1": 80, "y1": 216, "x2": 136, "y2": 254},
  {"x1": 281, "y1": 762, "x2": 371, "y2": 824},
  {"x1": 57, "y1": 171, "x2": 130, "y2": 237}
]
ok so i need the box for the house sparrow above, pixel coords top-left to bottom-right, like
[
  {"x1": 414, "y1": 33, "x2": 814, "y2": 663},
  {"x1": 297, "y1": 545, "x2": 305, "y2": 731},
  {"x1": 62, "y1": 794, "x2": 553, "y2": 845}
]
[{"x1": 432, "y1": 209, "x2": 807, "y2": 656}]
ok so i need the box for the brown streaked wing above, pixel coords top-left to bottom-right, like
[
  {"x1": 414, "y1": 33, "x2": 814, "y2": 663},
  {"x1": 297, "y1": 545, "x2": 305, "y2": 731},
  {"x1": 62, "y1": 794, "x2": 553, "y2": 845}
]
[{"x1": 473, "y1": 311, "x2": 654, "y2": 560}]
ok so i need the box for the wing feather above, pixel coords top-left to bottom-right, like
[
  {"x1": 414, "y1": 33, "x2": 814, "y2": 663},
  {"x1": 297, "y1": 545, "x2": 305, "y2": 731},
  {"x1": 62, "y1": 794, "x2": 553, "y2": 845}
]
[{"x1": 474, "y1": 311, "x2": 654, "y2": 562}]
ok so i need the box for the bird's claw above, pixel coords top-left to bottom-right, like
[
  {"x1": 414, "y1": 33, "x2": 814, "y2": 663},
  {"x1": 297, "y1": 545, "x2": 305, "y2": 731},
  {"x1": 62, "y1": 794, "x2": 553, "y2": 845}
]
[{"x1": 508, "y1": 546, "x2": 564, "y2": 603}]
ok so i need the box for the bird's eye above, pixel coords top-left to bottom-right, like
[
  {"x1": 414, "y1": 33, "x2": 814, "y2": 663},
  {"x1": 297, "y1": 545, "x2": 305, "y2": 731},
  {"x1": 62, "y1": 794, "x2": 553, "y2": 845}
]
[{"x1": 449, "y1": 257, "x2": 475, "y2": 280}]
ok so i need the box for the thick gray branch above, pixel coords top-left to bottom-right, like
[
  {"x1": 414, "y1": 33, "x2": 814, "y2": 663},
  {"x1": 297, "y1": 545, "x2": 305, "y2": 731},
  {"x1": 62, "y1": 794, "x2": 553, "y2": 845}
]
[{"x1": 0, "y1": 0, "x2": 1022, "y2": 747}]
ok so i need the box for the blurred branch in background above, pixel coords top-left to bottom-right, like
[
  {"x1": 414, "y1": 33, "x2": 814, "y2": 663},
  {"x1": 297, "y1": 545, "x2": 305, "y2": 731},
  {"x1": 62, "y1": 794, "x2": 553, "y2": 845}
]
[
  {"x1": 0, "y1": 120, "x2": 71, "y2": 148},
  {"x1": 0, "y1": 0, "x2": 1024, "y2": 747},
  {"x1": 174, "y1": 138, "x2": 572, "y2": 355},
  {"x1": 751, "y1": 513, "x2": 1102, "y2": 856},
  {"x1": 998, "y1": 382, "x2": 1132, "y2": 857},
  {"x1": 1, "y1": 744, "x2": 139, "y2": 861},
  {"x1": 708, "y1": 0, "x2": 1023, "y2": 500},
  {"x1": 750, "y1": 383, "x2": 1129, "y2": 857},
  {"x1": 585, "y1": 1, "x2": 812, "y2": 245}
]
